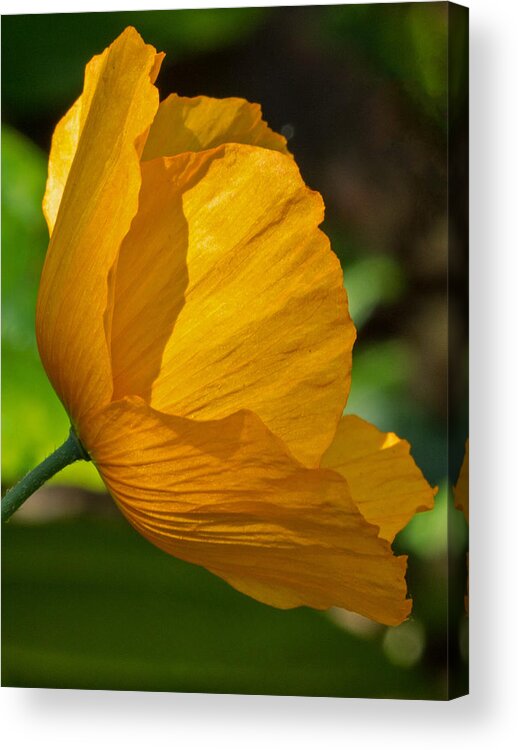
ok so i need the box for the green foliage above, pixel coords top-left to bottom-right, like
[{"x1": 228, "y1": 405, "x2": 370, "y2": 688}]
[
  {"x1": 2, "y1": 126, "x2": 47, "y2": 350},
  {"x1": 319, "y1": 2, "x2": 448, "y2": 123},
  {"x1": 345, "y1": 255, "x2": 405, "y2": 329},
  {"x1": 2, "y1": 9, "x2": 268, "y2": 117},
  {"x1": 1, "y1": 126, "x2": 102, "y2": 489},
  {"x1": 399, "y1": 482, "x2": 467, "y2": 560},
  {"x1": 1, "y1": 517, "x2": 441, "y2": 698},
  {"x1": 345, "y1": 339, "x2": 414, "y2": 425}
]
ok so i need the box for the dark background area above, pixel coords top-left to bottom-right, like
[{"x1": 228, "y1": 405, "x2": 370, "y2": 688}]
[{"x1": 1, "y1": 4, "x2": 468, "y2": 698}]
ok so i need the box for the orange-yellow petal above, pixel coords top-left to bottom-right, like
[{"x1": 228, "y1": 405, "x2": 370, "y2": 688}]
[
  {"x1": 454, "y1": 439, "x2": 469, "y2": 522},
  {"x1": 141, "y1": 93, "x2": 290, "y2": 161},
  {"x1": 109, "y1": 144, "x2": 355, "y2": 467},
  {"x1": 43, "y1": 37, "x2": 163, "y2": 237},
  {"x1": 42, "y1": 96, "x2": 82, "y2": 236},
  {"x1": 321, "y1": 415, "x2": 435, "y2": 542},
  {"x1": 36, "y1": 28, "x2": 162, "y2": 423},
  {"x1": 81, "y1": 397, "x2": 411, "y2": 626}
]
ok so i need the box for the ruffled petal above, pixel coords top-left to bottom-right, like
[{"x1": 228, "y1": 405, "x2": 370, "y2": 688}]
[
  {"x1": 81, "y1": 397, "x2": 411, "y2": 626},
  {"x1": 109, "y1": 144, "x2": 355, "y2": 467},
  {"x1": 321, "y1": 416, "x2": 435, "y2": 542},
  {"x1": 142, "y1": 93, "x2": 290, "y2": 161},
  {"x1": 36, "y1": 27, "x2": 162, "y2": 423}
]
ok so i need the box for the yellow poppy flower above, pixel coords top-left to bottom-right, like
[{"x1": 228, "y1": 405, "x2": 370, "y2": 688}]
[{"x1": 34, "y1": 27, "x2": 434, "y2": 626}]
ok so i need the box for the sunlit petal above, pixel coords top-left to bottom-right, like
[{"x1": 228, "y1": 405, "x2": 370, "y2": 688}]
[
  {"x1": 43, "y1": 37, "x2": 163, "y2": 236},
  {"x1": 109, "y1": 144, "x2": 355, "y2": 466},
  {"x1": 36, "y1": 27, "x2": 162, "y2": 423},
  {"x1": 142, "y1": 93, "x2": 290, "y2": 161},
  {"x1": 321, "y1": 415, "x2": 435, "y2": 542},
  {"x1": 81, "y1": 397, "x2": 411, "y2": 626},
  {"x1": 43, "y1": 96, "x2": 82, "y2": 236}
]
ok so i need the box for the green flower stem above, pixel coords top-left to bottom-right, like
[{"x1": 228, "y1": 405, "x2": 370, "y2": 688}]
[{"x1": 1, "y1": 428, "x2": 90, "y2": 523}]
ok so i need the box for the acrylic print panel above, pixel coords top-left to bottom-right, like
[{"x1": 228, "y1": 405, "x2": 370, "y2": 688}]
[{"x1": 1, "y1": 3, "x2": 468, "y2": 700}]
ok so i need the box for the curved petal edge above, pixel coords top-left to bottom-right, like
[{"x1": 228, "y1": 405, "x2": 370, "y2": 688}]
[
  {"x1": 321, "y1": 415, "x2": 436, "y2": 542},
  {"x1": 81, "y1": 397, "x2": 412, "y2": 626}
]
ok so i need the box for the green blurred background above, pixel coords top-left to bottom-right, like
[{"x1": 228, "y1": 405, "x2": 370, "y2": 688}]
[{"x1": 1, "y1": 4, "x2": 468, "y2": 698}]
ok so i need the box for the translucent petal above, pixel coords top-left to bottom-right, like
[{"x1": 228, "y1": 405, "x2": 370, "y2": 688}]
[
  {"x1": 109, "y1": 144, "x2": 355, "y2": 466},
  {"x1": 81, "y1": 397, "x2": 412, "y2": 626},
  {"x1": 321, "y1": 415, "x2": 435, "y2": 542},
  {"x1": 36, "y1": 28, "x2": 162, "y2": 422},
  {"x1": 142, "y1": 93, "x2": 289, "y2": 161}
]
